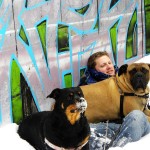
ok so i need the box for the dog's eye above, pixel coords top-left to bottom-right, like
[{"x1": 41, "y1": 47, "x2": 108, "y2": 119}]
[
  {"x1": 70, "y1": 93, "x2": 74, "y2": 96},
  {"x1": 78, "y1": 91, "x2": 81, "y2": 96},
  {"x1": 68, "y1": 93, "x2": 74, "y2": 100},
  {"x1": 140, "y1": 67, "x2": 148, "y2": 74},
  {"x1": 129, "y1": 68, "x2": 137, "y2": 74}
]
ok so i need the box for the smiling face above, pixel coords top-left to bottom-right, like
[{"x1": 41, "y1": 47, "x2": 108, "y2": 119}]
[{"x1": 95, "y1": 55, "x2": 115, "y2": 76}]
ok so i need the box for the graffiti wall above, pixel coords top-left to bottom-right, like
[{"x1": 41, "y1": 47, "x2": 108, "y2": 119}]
[{"x1": 0, "y1": 0, "x2": 149, "y2": 126}]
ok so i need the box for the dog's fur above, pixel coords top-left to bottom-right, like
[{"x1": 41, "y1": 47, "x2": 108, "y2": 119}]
[
  {"x1": 80, "y1": 63, "x2": 150, "y2": 123},
  {"x1": 18, "y1": 87, "x2": 90, "y2": 150}
]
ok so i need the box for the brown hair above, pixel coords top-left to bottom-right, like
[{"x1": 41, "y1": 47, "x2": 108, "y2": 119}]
[{"x1": 87, "y1": 51, "x2": 110, "y2": 69}]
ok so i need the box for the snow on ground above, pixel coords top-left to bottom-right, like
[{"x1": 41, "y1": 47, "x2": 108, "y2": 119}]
[
  {"x1": 135, "y1": 55, "x2": 150, "y2": 63},
  {"x1": 0, "y1": 55, "x2": 150, "y2": 150},
  {"x1": 109, "y1": 133, "x2": 150, "y2": 150},
  {"x1": 0, "y1": 123, "x2": 35, "y2": 150},
  {"x1": 0, "y1": 122, "x2": 150, "y2": 150}
]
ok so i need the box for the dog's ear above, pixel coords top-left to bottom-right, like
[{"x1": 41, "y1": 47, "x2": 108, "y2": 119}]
[
  {"x1": 118, "y1": 64, "x2": 128, "y2": 76},
  {"x1": 47, "y1": 88, "x2": 61, "y2": 99}
]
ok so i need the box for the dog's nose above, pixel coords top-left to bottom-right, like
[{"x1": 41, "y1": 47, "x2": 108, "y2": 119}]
[
  {"x1": 136, "y1": 73, "x2": 144, "y2": 79},
  {"x1": 78, "y1": 97, "x2": 85, "y2": 103},
  {"x1": 78, "y1": 99, "x2": 83, "y2": 102},
  {"x1": 137, "y1": 74, "x2": 142, "y2": 78}
]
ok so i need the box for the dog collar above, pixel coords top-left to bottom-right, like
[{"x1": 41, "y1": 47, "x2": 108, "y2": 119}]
[
  {"x1": 120, "y1": 92, "x2": 149, "y2": 118},
  {"x1": 44, "y1": 138, "x2": 87, "y2": 150},
  {"x1": 122, "y1": 93, "x2": 149, "y2": 98}
]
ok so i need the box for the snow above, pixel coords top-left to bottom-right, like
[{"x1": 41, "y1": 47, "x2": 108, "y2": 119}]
[
  {"x1": 0, "y1": 122, "x2": 150, "y2": 150},
  {"x1": 0, "y1": 123, "x2": 35, "y2": 150},
  {"x1": 109, "y1": 133, "x2": 150, "y2": 150},
  {"x1": 0, "y1": 55, "x2": 150, "y2": 150}
]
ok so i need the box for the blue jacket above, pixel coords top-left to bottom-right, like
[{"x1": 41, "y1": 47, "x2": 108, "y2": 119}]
[{"x1": 79, "y1": 65, "x2": 119, "y2": 85}]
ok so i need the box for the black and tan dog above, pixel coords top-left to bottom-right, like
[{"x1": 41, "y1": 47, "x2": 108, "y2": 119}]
[
  {"x1": 80, "y1": 63, "x2": 150, "y2": 123},
  {"x1": 18, "y1": 87, "x2": 90, "y2": 150}
]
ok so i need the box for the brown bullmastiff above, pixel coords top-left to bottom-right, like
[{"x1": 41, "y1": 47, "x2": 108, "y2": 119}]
[{"x1": 80, "y1": 63, "x2": 150, "y2": 123}]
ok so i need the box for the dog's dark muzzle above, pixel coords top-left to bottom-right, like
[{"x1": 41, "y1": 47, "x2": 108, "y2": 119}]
[{"x1": 131, "y1": 72, "x2": 147, "y2": 90}]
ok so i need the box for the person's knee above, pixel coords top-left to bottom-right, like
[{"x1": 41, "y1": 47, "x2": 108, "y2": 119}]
[
  {"x1": 122, "y1": 110, "x2": 149, "y2": 141},
  {"x1": 125, "y1": 110, "x2": 147, "y2": 124}
]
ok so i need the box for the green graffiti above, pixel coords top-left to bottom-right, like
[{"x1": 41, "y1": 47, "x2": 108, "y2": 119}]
[
  {"x1": 19, "y1": 25, "x2": 29, "y2": 46},
  {"x1": 58, "y1": 24, "x2": 69, "y2": 53},
  {"x1": 94, "y1": 19, "x2": 99, "y2": 30},
  {"x1": 0, "y1": 0, "x2": 3, "y2": 7},
  {"x1": 75, "y1": 4, "x2": 90, "y2": 15},
  {"x1": 93, "y1": 3, "x2": 99, "y2": 30},
  {"x1": 144, "y1": 0, "x2": 150, "y2": 53},
  {"x1": 37, "y1": 20, "x2": 47, "y2": 63},
  {"x1": 64, "y1": 73, "x2": 72, "y2": 88},
  {"x1": 110, "y1": 20, "x2": 119, "y2": 64},
  {"x1": 11, "y1": 60, "x2": 23, "y2": 124},
  {"x1": 126, "y1": 8, "x2": 137, "y2": 59},
  {"x1": 79, "y1": 68, "x2": 87, "y2": 85},
  {"x1": 80, "y1": 68, "x2": 86, "y2": 78}
]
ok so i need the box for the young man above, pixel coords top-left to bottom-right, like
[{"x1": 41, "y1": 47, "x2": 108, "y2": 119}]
[
  {"x1": 79, "y1": 51, "x2": 150, "y2": 149},
  {"x1": 79, "y1": 51, "x2": 118, "y2": 85}
]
